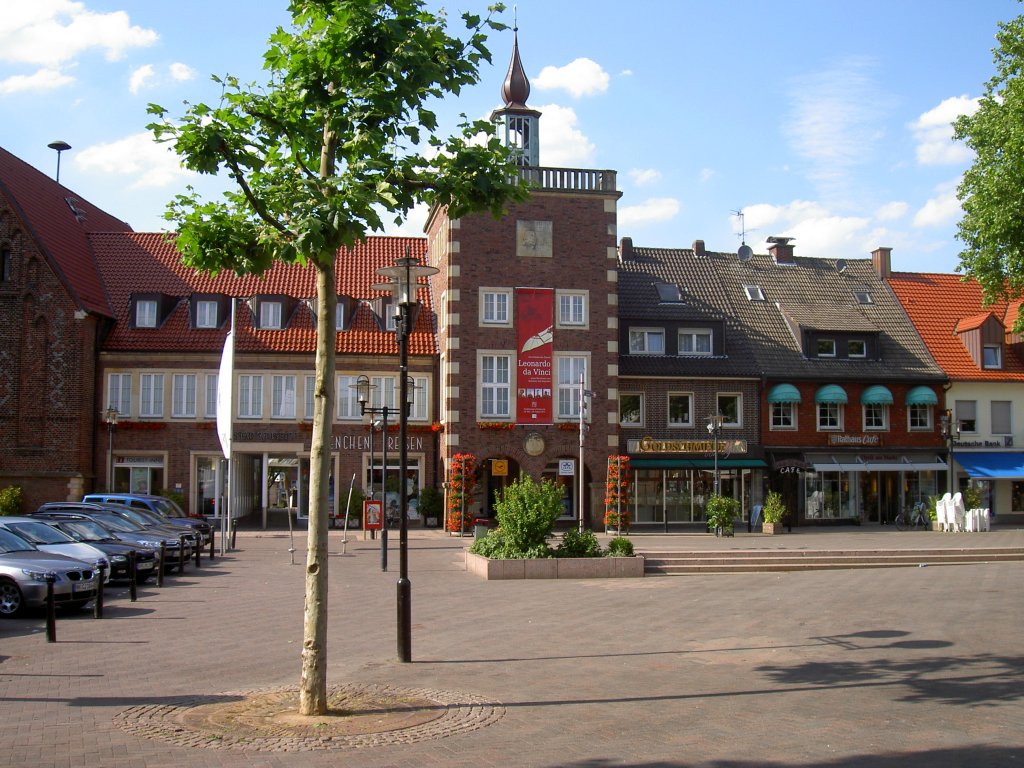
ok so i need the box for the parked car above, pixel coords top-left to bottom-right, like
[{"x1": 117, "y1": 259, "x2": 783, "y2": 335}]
[
  {"x1": 35, "y1": 517, "x2": 158, "y2": 583},
  {"x1": 82, "y1": 494, "x2": 213, "y2": 543},
  {"x1": 33, "y1": 503, "x2": 192, "y2": 570},
  {"x1": 96, "y1": 505, "x2": 202, "y2": 551},
  {"x1": 0, "y1": 518, "x2": 111, "y2": 582},
  {"x1": 0, "y1": 528, "x2": 99, "y2": 617}
]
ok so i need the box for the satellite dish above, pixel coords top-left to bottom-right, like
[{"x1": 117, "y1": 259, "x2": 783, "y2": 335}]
[
  {"x1": 836, "y1": 259, "x2": 847, "y2": 273},
  {"x1": 737, "y1": 244, "x2": 753, "y2": 262}
]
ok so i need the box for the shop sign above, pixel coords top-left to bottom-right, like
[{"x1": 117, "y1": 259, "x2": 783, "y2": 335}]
[
  {"x1": 558, "y1": 459, "x2": 575, "y2": 476},
  {"x1": 491, "y1": 459, "x2": 509, "y2": 477},
  {"x1": 631, "y1": 437, "x2": 748, "y2": 454},
  {"x1": 333, "y1": 434, "x2": 424, "y2": 452},
  {"x1": 364, "y1": 499, "x2": 383, "y2": 530},
  {"x1": 828, "y1": 434, "x2": 881, "y2": 446}
]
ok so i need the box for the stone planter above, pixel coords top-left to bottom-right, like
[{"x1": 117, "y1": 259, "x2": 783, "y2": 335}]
[
  {"x1": 465, "y1": 552, "x2": 645, "y2": 580},
  {"x1": 762, "y1": 521, "x2": 784, "y2": 535}
]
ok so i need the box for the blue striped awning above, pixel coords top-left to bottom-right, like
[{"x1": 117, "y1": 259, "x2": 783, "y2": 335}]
[
  {"x1": 767, "y1": 383, "x2": 802, "y2": 404},
  {"x1": 861, "y1": 385, "x2": 894, "y2": 405},
  {"x1": 815, "y1": 384, "x2": 848, "y2": 404},
  {"x1": 906, "y1": 386, "x2": 939, "y2": 406}
]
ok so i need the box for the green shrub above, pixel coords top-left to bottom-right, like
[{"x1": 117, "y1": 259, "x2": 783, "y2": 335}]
[
  {"x1": 469, "y1": 528, "x2": 553, "y2": 559},
  {"x1": 418, "y1": 486, "x2": 442, "y2": 523},
  {"x1": 761, "y1": 490, "x2": 786, "y2": 524},
  {"x1": 494, "y1": 474, "x2": 562, "y2": 556},
  {"x1": 555, "y1": 528, "x2": 602, "y2": 558},
  {"x1": 0, "y1": 485, "x2": 21, "y2": 516},
  {"x1": 605, "y1": 536, "x2": 634, "y2": 557},
  {"x1": 705, "y1": 494, "x2": 739, "y2": 533},
  {"x1": 964, "y1": 485, "x2": 983, "y2": 510}
]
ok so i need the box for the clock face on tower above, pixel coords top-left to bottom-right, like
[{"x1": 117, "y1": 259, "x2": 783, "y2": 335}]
[{"x1": 524, "y1": 432, "x2": 545, "y2": 457}]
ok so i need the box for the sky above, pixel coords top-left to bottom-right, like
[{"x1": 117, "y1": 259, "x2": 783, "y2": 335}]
[{"x1": 1, "y1": 0, "x2": 1021, "y2": 274}]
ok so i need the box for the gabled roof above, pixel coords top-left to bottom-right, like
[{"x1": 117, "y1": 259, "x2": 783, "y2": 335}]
[
  {"x1": 888, "y1": 272, "x2": 1024, "y2": 381},
  {"x1": 0, "y1": 146, "x2": 132, "y2": 317},
  {"x1": 618, "y1": 244, "x2": 944, "y2": 383},
  {"x1": 90, "y1": 232, "x2": 435, "y2": 357}
]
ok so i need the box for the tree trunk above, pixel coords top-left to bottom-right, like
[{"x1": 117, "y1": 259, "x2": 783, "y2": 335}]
[{"x1": 299, "y1": 261, "x2": 337, "y2": 715}]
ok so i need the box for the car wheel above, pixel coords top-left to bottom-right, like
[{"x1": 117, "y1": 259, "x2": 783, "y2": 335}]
[{"x1": 0, "y1": 579, "x2": 25, "y2": 617}]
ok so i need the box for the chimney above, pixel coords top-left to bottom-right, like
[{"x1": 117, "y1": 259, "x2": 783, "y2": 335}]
[
  {"x1": 768, "y1": 236, "x2": 795, "y2": 265},
  {"x1": 619, "y1": 237, "x2": 633, "y2": 261},
  {"x1": 871, "y1": 247, "x2": 892, "y2": 280},
  {"x1": 692, "y1": 239, "x2": 706, "y2": 257}
]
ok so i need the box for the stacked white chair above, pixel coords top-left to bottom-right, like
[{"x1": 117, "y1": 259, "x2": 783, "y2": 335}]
[
  {"x1": 937, "y1": 493, "x2": 952, "y2": 531},
  {"x1": 964, "y1": 508, "x2": 977, "y2": 532},
  {"x1": 980, "y1": 508, "x2": 991, "y2": 532},
  {"x1": 952, "y1": 492, "x2": 966, "y2": 532}
]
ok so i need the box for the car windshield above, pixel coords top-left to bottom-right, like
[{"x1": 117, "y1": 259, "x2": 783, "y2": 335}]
[
  {"x1": 91, "y1": 513, "x2": 143, "y2": 532},
  {"x1": 113, "y1": 507, "x2": 160, "y2": 527},
  {"x1": 4, "y1": 521, "x2": 76, "y2": 545},
  {"x1": 0, "y1": 528, "x2": 38, "y2": 553},
  {"x1": 59, "y1": 520, "x2": 111, "y2": 542},
  {"x1": 151, "y1": 498, "x2": 185, "y2": 518}
]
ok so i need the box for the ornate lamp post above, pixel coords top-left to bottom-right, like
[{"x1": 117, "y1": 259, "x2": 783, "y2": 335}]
[
  {"x1": 940, "y1": 408, "x2": 960, "y2": 495},
  {"x1": 353, "y1": 375, "x2": 391, "y2": 572},
  {"x1": 706, "y1": 412, "x2": 724, "y2": 496},
  {"x1": 373, "y1": 250, "x2": 438, "y2": 664},
  {"x1": 102, "y1": 406, "x2": 119, "y2": 491}
]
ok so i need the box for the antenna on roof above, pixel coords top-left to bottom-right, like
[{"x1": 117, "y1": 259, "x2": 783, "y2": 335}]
[
  {"x1": 47, "y1": 140, "x2": 71, "y2": 183},
  {"x1": 836, "y1": 259, "x2": 847, "y2": 273},
  {"x1": 732, "y1": 209, "x2": 754, "y2": 261}
]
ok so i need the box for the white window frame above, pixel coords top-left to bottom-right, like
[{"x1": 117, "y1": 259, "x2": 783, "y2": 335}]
[
  {"x1": 556, "y1": 290, "x2": 588, "y2": 328},
  {"x1": 678, "y1": 328, "x2": 712, "y2": 356},
  {"x1": 204, "y1": 373, "x2": 218, "y2": 419},
  {"x1": 305, "y1": 375, "x2": 316, "y2": 421},
  {"x1": 371, "y1": 376, "x2": 397, "y2": 411},
  {"x1": 336, "y1": 374, "x2": 361, "y2": 420},
  {"x1": 848, "y1": 339, "x2": 867, "y2": 358},
  {"x1": 956, "y1": 400, "x2": 977, "y2": 433},
  {"x1": 817, "y1": 339, "x2": 836, "y2": 358},
  {"x1": 667, "y1": 392, "x2": 693, "y2": 427},
  {"x1": 717, "y1": 393, "x2": 742, "y2": 427},
  {"x1": 260, "y1": 301, "x2": 282, "y2": 330},
  {"x1": 743, "y1": 285, "x2": 765, "y2": 301},
  {"x1": 817, "y1": 402, "x2": 843, "y2": 431},
  {"x1": 172, "y1": 374, "x2": 196, "y2": 418},
  {"x1": 139, "y1": 373, "x2": 164, "y2": 418},
  {"x1": 983, "y1": 344, "x2": 1002, "y2": 369},
  {"x1": 619, "y1": 392, "x2": 644, "y2": 427},
  {"x1": 196, "y1": 300, "x2": 218, "y2": 329},
  {"x1": 770, "y1": 401, "x2": 797, "y2": 430},
  {"x1": 271, "y1": 375, "x2": 297, "y2": 419},
  {"x1": 480, "y1": 288, "x2": 512, "y2": 326},
  {"x1": 335, "y1": 303, "x2": 345, "y2": 331},
  {"x1": 863, "y1": 403, "x2": 888, "y2": 431},
  {"x1": 480, "y1": 353, "x2": 511, "y2": 418},
  {"x1": 556, "y1": 355, "x2": 587, "y2": 419},
  {"x1": 238, "y1": 374, "x2": 263, "y2": 419},
  {"x1": 108, "y1": 373, "x2": 132, "y2": 417},
  {"x1": 908, "y1": 404, "x2": 932, "y2": 431},
  {"x1": 629, "y1": 327, "x2": 665, "y2": 355},
  {"x1": 410, "y1": 376, "x2": 429, "y2": 422},
  {"x1": 136, "y1": 299, "x2": 157, "y2": 328}
]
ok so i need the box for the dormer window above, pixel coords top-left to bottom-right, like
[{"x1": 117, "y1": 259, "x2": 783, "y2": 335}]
[
  {"x1": 260, "y1": 301, "x2": 282, "y2": 329},
  {"x1": 678, "y1": 328, "x2": 712, "y2": 356},
  {"x1": 743, "y1": 284, "x2": 765, "y2": 301},
  {"x1": 848, "y1": 339, "x2": 866, "y2": 358},
  {"x1": 335, "y1": 302, "x2": 345, "y2": 331},
  {"x1": 629, "y1": 328, "x2": 665, "y2": 354},
  {"x1": 136, "y1": 299, "x2": 157, "y2": 328},
  {"x1": 196, "y1": 300, "x2": 218, "y2": 329},
  {"x1": 983, "y1": 344, "x2": 1002, "y2": 369},
  {"x1": 816, "y1": 339, "x2": 836, "y2": 357}
]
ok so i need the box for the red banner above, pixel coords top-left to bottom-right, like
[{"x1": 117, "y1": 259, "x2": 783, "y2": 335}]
[{"x1": 516, "y1": 287, "x2": 553, "y2": 424}]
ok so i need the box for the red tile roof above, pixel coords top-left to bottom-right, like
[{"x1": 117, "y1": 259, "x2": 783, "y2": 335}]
[
  {"x1": 0, "y1": 146, "x2": 132, "y2": 317},
  {"x1": 888, "y1": 272, "x2": 1024, "y2": 380},
  {"x1": 89, "y1": 232, "x2": 435, "y2": 356}
]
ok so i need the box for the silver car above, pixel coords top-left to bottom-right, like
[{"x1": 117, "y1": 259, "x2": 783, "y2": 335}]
[
  {"x1": 0, "y1": 518, "x2": 110, "y2": 582},
  {"x1": 0, "y1": 528, "x2": 99, "y2": 617}
]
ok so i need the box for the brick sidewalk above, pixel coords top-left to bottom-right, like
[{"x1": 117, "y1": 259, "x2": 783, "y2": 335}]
[{"x1": 2, "y1": 528, "x2": 1023, "y2": 767}]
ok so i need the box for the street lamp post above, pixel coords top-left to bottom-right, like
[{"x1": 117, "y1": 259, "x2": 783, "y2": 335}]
[
  {"x1": 940, "y1": 408, "x2": 960, "y2": 495},
  {"x1": 353, "y1": 376, "x2": 390, "y2": 572},
  {"x1": 578, "y1": 370, "x2": 593, "y2": 534},
  {"x1": 102, "y1": 406, "x2": 119, "y2": 491},
  {"x1": 707, "y1": 412, "x2": 724, "y2": 496},
  {"x1": 374, "y1": 250, "x2": 438, "y2": 664}
]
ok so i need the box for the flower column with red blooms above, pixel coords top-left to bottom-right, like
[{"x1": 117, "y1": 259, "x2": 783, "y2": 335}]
[
  {"x1": 604, "y1": 455, "x2": 633, "y2": 534},
  {"x1": 446, "y1": 453, "x2": 478, "y2": 535}
]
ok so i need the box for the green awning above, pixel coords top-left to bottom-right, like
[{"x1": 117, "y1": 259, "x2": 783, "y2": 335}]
[
  {"x1": 906, "y1": 386, "x2": 939, "y2": 406},
  {"x1": 815, "y1": 384, "x2": 848, "y2": 404},
  {"x1": 767, "y1": 383, "x2": 802, "y2": 403},
  {"x1": 861, "y1": 385, "x2": 894, "y2": 405}
]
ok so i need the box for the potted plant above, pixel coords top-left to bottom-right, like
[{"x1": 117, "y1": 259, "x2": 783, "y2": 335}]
[
  {"x1": 705, "y1": 494, "x2": 739, "y2": 537},
  {"x1": 761, "y1": 490, "x2": 786, "y2": 535},
  {"x1": 604, "y1": 455, "x2": 633, "y2": 534}
]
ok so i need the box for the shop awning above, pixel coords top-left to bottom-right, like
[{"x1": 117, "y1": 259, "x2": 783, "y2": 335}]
[
  {"x1": 815, "y1": 384, "x2": 848, "y2": 404},
  {"x1": 767, "y1": 383, "x2": 802, "y2": 403},
  {"x1": 811, "y1": 456, "x2": 947, "y2": 472},
  {"x1": 905, "y1": 386, "x2": 939, "y2": 406},
  {"x1": 630, "y1": 458, "x2": 768, "y2": 469},
  {"x1": 861, "y1": 385, "x2": 894, "y2": 405},
  {"x1": 954, "y1": 452, "x2": 1024, "y2": 479}
]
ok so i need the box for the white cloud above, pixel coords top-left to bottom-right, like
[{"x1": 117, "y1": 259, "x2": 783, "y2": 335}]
[
  {"x1": 699, "y1": 168, "x2": 715, "y2": 183},
  {"x1": 629, "y1": 168, "x2": 661, "y2": 187},
  {"x1": 381, "y1": 202, "x2": 429, "y2": 238},
  {"x1": 169, "y1": 62, "x2": 196, "y2": 82},
  {"x1": 741, "y1": 200, "x2": 871, "y2": 257},
  {"x1": 534, "y1": 58, "x2": 609, "y2": 98},
  {"x1": 0, "y1": 67, "x2": 74, "y2": 94},
  {"x1": 74, "y1": 131, "x2": 192, "y2": 189},
  {"x1": 874, "y1": 201, "x2": 908, "y2": 222},
  {"x1": 913, "y1": 180, "x2": 962, "y2": 228},
  {"x1": 129, "y1": 64, "x2": 155, "y2": 95},
  {"x1": 911, "y1": 95, "x2": 979, "y2": 166},
  {"x1": 619, "y1": 198, "x2": 680, "y2": 228},
  {"x1": 537, "y1": 103, "x2": 595, "y2": 166}
]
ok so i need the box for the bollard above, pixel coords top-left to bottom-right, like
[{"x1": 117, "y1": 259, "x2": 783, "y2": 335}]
[
  {"x1": 157, "y1": 543, "x2": 165, "y2": 588},
  {"x1": 93, "y1": 562, "x2": 107, "y2": 619},
  {"x1": 128, "y1": 550, "x2": 137, "y2": 602},
  {"x1": 230, "y1": 518, "x2": 237, "y2": 549},
  {"x1": 178, "y1": 534, "x2": 186, "y2": 573},
  {"x1": 208, "y1": 527, "x2": 215, "y2": 561},
  {"x1": 194, "y1": 534, "x2": 201, "y2": 568},
  {"x1": 45, "y1": 574, "x2": 57, "y2": 643}
]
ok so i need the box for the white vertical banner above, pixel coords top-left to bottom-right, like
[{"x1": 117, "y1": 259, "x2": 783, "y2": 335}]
[{"x1": 216, "y1": 301, "x2": 236, "y2": 460}]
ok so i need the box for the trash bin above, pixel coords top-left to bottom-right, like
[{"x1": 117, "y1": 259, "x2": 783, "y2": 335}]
[{"x1": 473, "y1": 517, "x2": 490, "y2": 539}]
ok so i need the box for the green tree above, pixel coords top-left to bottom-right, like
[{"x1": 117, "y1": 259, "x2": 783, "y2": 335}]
[
  {"x1": 148, "y1": 0, "x2": 526, "y2": 716},
  {"x1": 954, "y1": 13, "x2": 1024, "y2": 316}
]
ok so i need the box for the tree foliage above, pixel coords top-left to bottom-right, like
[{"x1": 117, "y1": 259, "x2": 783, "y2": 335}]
[
  {"x1": 146, "y1": 0, "x2": 527, "y2": 716},
  {"x1": 955, "y1": 13, "x2": 1024, "y2": 319}
]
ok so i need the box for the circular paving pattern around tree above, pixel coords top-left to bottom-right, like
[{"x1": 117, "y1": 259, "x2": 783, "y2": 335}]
[{"x1": 113, "y1": 683, "x2": 504, "y2": 752}]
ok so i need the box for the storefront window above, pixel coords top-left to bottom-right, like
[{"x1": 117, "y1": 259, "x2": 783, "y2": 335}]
[{"x1": 805, "y1": 472, "x2": 853, "y2": 519}]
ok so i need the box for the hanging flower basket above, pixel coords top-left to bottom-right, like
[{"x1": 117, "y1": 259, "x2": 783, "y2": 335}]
[
  {"x1": 604, "y1": 455, "x2": 633, "y2": 532},
  {"x1": 446, "y1": 452, "x2": 478, "y2": 533},
  {"x1": 477, "y1": 421, "x2": 515, "y2": 431}
]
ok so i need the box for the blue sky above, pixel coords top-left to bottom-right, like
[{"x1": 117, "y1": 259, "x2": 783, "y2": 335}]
[{"x1": 1, "y1": 0, "x2": 1020, "y2": 273}]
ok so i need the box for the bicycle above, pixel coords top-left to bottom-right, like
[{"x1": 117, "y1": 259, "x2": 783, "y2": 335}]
[{"x1": 894, "y1": 502, "x2": 929, "y2": 531}]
